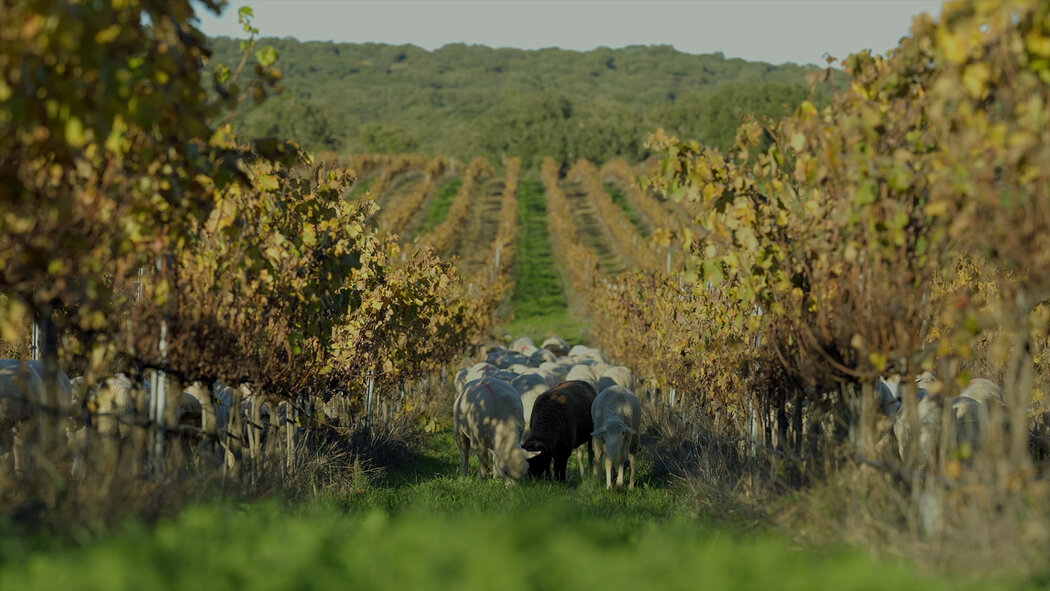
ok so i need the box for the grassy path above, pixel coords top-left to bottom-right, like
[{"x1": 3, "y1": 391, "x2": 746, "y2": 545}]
[{"x1": 0, "y1": 427, "x2": 1008, "y2": 591}]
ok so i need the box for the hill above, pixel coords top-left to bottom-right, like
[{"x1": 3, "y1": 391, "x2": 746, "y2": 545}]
[{"x1": 206, "y1": 38, "x2": 834, "y2": 163}]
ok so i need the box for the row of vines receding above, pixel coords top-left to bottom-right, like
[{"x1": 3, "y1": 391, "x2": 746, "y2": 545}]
[
  {"x1": 582, "y1": 0, "x2": 1050, "y2": 571},
  {"x1": 0, "y1": 1, "x2": 495, "y2": 527}
]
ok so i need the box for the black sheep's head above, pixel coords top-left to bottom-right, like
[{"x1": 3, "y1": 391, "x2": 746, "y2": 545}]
[{"x1": 523, "y1": 440, "x2": 552, "y2": 478}]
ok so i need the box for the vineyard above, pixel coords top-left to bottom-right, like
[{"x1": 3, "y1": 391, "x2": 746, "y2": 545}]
[{"x1": 3, "y1": 0, "x2": 1050, "y2": 588}]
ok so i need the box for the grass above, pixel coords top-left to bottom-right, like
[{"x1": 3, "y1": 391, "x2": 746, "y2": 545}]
[
  {"x1": 0, "y1": 428, "x2": 1013, "y2": 591},
  {"x1": 604, "y1": 181, "x2": 647, "y2": 237},
  {"x1": 501, "y1": 309, "x2": 585, "y2": 346},
  {"x1": 504, "y1": 177, "x2": 585, "y2": 344},
  {"x1": 347, "y1": 177, "x2": 373, "y2": 201},
  {"x1": 414, "y1": 177, "x2": 462, "y2": 236}
]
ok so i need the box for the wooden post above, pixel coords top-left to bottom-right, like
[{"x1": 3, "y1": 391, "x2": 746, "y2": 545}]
[
  {"x1": 30, "y1": 315, "x2": 40, "y2": 361},
  {"x1": 365, "y1": 373, "x2": 376, "y2": 433}
]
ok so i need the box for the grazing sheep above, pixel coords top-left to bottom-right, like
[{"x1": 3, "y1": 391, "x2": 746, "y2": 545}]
[
  {"x1": 598, "y1": 366, "x2": 636, "y2": 393},
  {"x1": 893, "y1": 374, "x2": 1006, "y2": 464},
  {"x1": 591, "y1": 385, "x2": 642, "y2": 490},
  {"x1": 182, "y1": 381, "x2": 235, "y2": 435},
  {"x1": 528, "y1": 348, "x2": 557, "y2": 368},
  {"x1": 0, "y1": 360, "x2": 44, "y2": 471},
  {"x1": 951, "y1": 378, "x2": 1006, "y2": 455},
  {"x1": 511, "y1": 373, "x2": 550, "y2": 395},
  {"x1": 569, "y1": 346, "x2": 607, "y2": 364},
  {"x1": 453, "y1": 377, "x2": 529, "y2": 485},
  {"x1": 893, "y1": 378, "x2": 942, "y2": 466},
  {"x1": 523, "y1": 380, "x2": 597, "y2": 481},
  {"x1": 518, "y1": 383, "x2": 548, "y2": 430},
  {"x1": 539, "y1": 361, "x2": 569, "y2": 382},
  {"x1": 568, "y1": 344, "x2": 590, "y2": 357},
  {"x1": 565, "y1": 364, "x2": 599, "y2": 390},
  {"x1": 457, "y1": 362, "x2": 498, "y2": 392},
  {"x1": 488, "y1": 350, "x2": 529, "y2": 370},
  {"x1": 876, "y1": 375, "x2": 902, "y2": 415},
  {"x1": 541, "y1": 337, "x2": 570, "y2": 357},
  {"x1": 510, "y1": 337, "x2": 537, "y2": 354},
  {"x1": 90, "y1": 373, "x2": 138, "y2": 438},
  {"x1": 25, "y1": 360, "x2": 75, "y2": 413}
]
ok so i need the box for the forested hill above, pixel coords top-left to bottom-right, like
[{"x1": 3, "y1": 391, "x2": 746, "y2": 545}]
[{"x1": 207, "y1": 37, "x2": 834, "y2": 164}]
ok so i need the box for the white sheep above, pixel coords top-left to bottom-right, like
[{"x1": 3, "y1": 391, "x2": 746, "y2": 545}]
[
  {"x1": 453, "y1": 376, "x2": 529, "y2": 485},
  {"x1": 0, "y1": 359, "x2": 44, "y2": 472},
  {"x1": 591, "y1": 385, "x2": 642, "y2": 490},
  {"x1": 510, "y1": 336, "x2": 537, "y2": 354},
  {"x1": 565, "y1": 364, "x2": 599, "y2": 390},
  {"x1": 598, "y1": 366, "x2": 636, "y2": 393},
  {"x1": 90, "y1": 373, "x2": 137, "y2": 438}
]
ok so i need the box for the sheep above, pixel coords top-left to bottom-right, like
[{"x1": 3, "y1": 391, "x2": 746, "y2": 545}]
[
  {"x1": 598, "y1": 366, "x2": 636, "y2": 393},
  {"x1": 950, "y1": 378, "x2": 1006, "y2": 456},
  {"x1": 511, "y1": 372, "x2": 550, "y2": 395},
  {"x1": 453, "y1": 376, "x2": 529, "y2": 485},
  {"x1": 568, "y1": 344, "x2": 590, "y2": 358},
  {"x1": 24, "y1": 360, "x2": 75, "y2": 413},
  {"x1": 893, "y1": 373, "x2": 1006, "y2": 465},
  {"x1": 893, "y1": 390, "x2": 941, "y2": 467},
  {"x1": 518, "y1": 383, "x2": 548, "y2": 430},
  {"x1": 510, "y1": 336, "x2": 537, "y2": 354},
  {"x1": 527, "y1": 348, "x2": 557, "y2": 368},
  {"x1": 539, "y1": 361, "x2": 569, "y2": 382},
  {"x1": 876, "y1": 375, "x2": 902, "y2": 415},
  {"x1": 591, "y1": 385, "x2": 642, "y2": 490},
  {"x1": 541, "y1": 337, "x2": 569, "y2": 357},
  {"x1": 565, "y1": 364, "x2": 599, "y2": 390},
  {"x1": 457, "y1": 362, "x2": 498, "y2": 392},
  {"x1": 569, "y1": 346, "x2": 607, "y2": 364},
  {"x1": 488, "y1": 351, "x2": 529, "y2": 370},
  {"x1": 522, "y1": 380, "x2": 597, "y2": 481},
  {"x1": 182, "y1": 381, "x2": 235, "y2": 436},
  {"x1": 90, "y1": 373, "x2": 138, "y2": 438},
  {"x1": 0, "y1": 359, "x2": 44, "y2": 472}
]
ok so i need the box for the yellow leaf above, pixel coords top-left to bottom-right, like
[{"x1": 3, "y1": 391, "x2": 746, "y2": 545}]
[
  {"x1": 869, "y1": 352, "x2": 888, "y2": 372},
  {"x1": 95, "y1": 24, "x2": 120, "y2": 44},
  {"x1": 962, "y1": 62, "x2": 990, "y2": 98}
]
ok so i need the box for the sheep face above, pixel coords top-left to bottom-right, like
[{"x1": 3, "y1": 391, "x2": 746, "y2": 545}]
[
  {"x1": 594, "y1": 421, "x2": 634, "y2": 466},
  {"x1": 524, "y1": 440, "x2": 553, "y2": 478},
  {"x1": 496, "y1": 446, "x2": 529, "y2": 485}
]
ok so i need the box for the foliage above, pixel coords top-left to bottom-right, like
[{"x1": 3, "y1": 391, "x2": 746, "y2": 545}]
[
  {"x1": 637, "y1": 0, "x2": 1050, "y2": 483},
  {"x1": 204, "y1": 38, "x2": 832, "y2": 166},
  {"x1": 0, "y1": 428, "x2": 1005, "y2": 591}
]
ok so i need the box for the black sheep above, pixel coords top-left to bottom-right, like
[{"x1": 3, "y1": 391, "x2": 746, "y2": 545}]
[{"x1": 523, "y1": 380, "x2": 596, "y2": 481}]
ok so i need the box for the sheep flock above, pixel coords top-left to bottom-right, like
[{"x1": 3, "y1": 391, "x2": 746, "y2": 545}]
[{"x1": 453, "y1": 336, "x2": 642, "y2": 489}]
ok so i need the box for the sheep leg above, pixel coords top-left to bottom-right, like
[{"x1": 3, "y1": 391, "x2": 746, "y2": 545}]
[
  {"x1": 605, "y1": 457, "x2": 613, "y2": 490},
  {"x1": 592, "y1": 438, "x2": 602, "y2": 476},
  {"x1": 554, "y1": 454, "x2": 569, "y2": 482},
  {"x1": 477, "y1": 446, "x2": 490, "y2": 479},
  {"x1": 576, "y1": 446, "x2": 585, "y2": 480},
  {"x1": 585, "y1": 437, "x2": 594, "y2": 478},
  {"x1": 456, "y1": 431, "x2": 471, "y2": 476},
  {"x1": 628, "y1": 451, "x2": 637, "y2": 490}
]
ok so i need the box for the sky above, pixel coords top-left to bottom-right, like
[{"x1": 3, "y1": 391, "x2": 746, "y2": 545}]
[{"x1": 194, "y1": 0, "x2": 946, "y2": 67}]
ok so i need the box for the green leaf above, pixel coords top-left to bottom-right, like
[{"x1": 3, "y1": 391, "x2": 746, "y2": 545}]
[{"x1": 256, "y1": 46, "x2": 279, "y2": 68}]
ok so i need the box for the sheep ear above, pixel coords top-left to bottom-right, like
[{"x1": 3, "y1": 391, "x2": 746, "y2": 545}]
[
  {"x1": 527, "y1": 450, "x2": 542, "y2": 459},
  {"x1": 591, "y1": 426, "x2": 605, "y2": 437}
]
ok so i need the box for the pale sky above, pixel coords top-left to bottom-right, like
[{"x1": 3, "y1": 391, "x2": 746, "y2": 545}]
[{"x1": 194, "y1": 0, "x2": 945, "y2": 67}]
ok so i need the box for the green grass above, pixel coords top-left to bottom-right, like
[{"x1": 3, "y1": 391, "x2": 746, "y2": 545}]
[
  {"x1": 0, "y1": 428, "x2": 1015, "y2": 591},
  {"x1": 507, "y1": 177, "x2": 584, "y2": 343},
  {"x1": 501, "y1": 309, "x2": 585, "y2": 346},
  {"x1": 414, "y1": 177, "x2": 462, "y2": 236},
  {"x1": 604, "y1": 181, "x2": 647, "y2": 237},
  {"x1": 347, "y1": 177, "x2": 373, "y2": 201}
]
